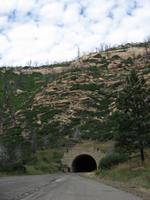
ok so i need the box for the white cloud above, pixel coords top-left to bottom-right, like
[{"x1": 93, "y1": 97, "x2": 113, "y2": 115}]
[
  {"x1": 63, "y1": 2, "x2": 81, "y2": 25},
  {"x1": 40, "y1": 2, "x2": 64, "y2": 24},
  {"x1": 0, "y1": 16, "x2": 7, "y2": 27},
  {"x1": 0, "y1": 0, "x2": 150, "y2": 66},
  {"x1": 0, "y1": 0, "x2": 35, "y2": 14}
]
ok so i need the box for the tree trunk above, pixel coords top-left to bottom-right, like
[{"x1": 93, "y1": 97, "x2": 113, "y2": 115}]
[{"x1": 140, "y1": 147, "x2": 145, "y2": 163}]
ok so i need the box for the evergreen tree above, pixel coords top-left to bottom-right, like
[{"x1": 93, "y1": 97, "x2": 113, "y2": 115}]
[
  {"x1": 114, "y1": 69, "x2": 150, "y2": 162},
  {"x1": 0, "y1": 127, "x2": 31, "y2": 172}
]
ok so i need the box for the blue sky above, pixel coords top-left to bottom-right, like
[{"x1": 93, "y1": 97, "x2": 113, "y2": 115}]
[{"x1": 0, "y1": 0, "x2": 150, "y2": 66}]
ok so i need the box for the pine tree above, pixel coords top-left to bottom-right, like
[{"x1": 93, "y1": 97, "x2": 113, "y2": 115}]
[{"x1": 114, "y1": 69, "x2": 150, "y2": 162}]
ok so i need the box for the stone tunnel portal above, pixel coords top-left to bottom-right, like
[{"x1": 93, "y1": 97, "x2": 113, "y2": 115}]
[{"x1": 72, "y1": 154, "x2": 97, "y2": 172}]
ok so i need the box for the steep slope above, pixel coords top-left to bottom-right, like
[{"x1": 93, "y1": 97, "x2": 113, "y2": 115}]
[
  {"x1": 0, "y1": 42, "x2": 150, "y2": 174},
  {"x1": 0, "y1": 43, "x2": 150, "y2": 143},
  {"x1": 30, "y1": 44, "x2": 150, "y2": 141}
]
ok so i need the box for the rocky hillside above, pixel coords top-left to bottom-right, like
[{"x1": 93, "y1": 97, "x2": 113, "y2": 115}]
[{"x1": 0, "y1": 42, "x2": 150, "y2": 146}]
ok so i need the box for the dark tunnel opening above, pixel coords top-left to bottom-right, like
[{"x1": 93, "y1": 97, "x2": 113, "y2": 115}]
[{"x1": 72, "y1": 154, "x2": 97, "y2": 172}]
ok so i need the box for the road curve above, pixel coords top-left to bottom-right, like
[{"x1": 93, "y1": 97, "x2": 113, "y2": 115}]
[{"x1": 0, "y1": 174, "x2": 142, "y2": 200}]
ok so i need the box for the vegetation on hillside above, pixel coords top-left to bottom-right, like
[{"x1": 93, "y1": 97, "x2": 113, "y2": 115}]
[
  {"x1": 96, "y1": 69, "x2": 150, "y2": 195},
  {"x1": 112, "y1": 70, "x2": 150, "y2": 162},
  {"x1": 0, "y1": 42, "x2": 150, "y2": 174}
]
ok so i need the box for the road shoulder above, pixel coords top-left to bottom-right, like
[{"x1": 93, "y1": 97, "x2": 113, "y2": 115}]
[{"x1": 81, "y1": 172, "x2": 150, "y2": 200}]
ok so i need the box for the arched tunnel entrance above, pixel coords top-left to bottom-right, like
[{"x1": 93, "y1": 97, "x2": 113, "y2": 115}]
[{"x1": 72, "y1": 154, "x2": 97, "y2": 172}]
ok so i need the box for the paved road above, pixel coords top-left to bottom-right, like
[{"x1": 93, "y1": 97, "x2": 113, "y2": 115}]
[{"x1": 0, "y1": 174, "x2": 142, "y2": 200}]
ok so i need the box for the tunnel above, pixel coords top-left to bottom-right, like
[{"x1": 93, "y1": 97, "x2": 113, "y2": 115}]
[{"x1": 72, "y1": 154, "x2": 97, "y2": 172}]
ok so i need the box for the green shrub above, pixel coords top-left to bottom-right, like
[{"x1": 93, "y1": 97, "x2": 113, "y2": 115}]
[
  {"x1": 111, "y1": 55, "x2": 121, "y2": 60},
  {"x1": 71, "y1": 83, "x2": 101, "y2": 91},
  {"x1": 123, "y1": 57, "x2": 134, "y2": 65},
  {"x1": 99, "y1": 153, "x2": 128, "y2": 170},
  {"x1": 25, "y1": 149, "x2": 63, "y2": 174}
]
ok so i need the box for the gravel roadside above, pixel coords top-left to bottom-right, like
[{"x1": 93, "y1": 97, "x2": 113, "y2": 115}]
[{"x1": 82, "y1": 173, "x2": 150, "y2": 200}]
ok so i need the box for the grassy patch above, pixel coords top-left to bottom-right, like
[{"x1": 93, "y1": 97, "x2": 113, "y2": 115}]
[
  {"x1": 25, "y1": 149, "x2": 64, "y2": 175},
  {"x1": 97, "y1": 163, "x2": 150, "y2": 189}
]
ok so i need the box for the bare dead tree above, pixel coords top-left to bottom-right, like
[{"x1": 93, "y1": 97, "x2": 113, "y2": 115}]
[{"x1": 144, "y1": 36, "x2": 150, "y2": 58}]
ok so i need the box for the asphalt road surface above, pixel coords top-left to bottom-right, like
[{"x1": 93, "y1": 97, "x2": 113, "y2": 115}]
[{"x1": 0, "y1": 174, "x2": 142, "y2": 200}]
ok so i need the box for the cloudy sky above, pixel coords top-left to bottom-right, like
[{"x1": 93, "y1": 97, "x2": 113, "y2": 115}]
[{"x1": 0, "y1": 0, "x2": 150, "y2": 66}]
